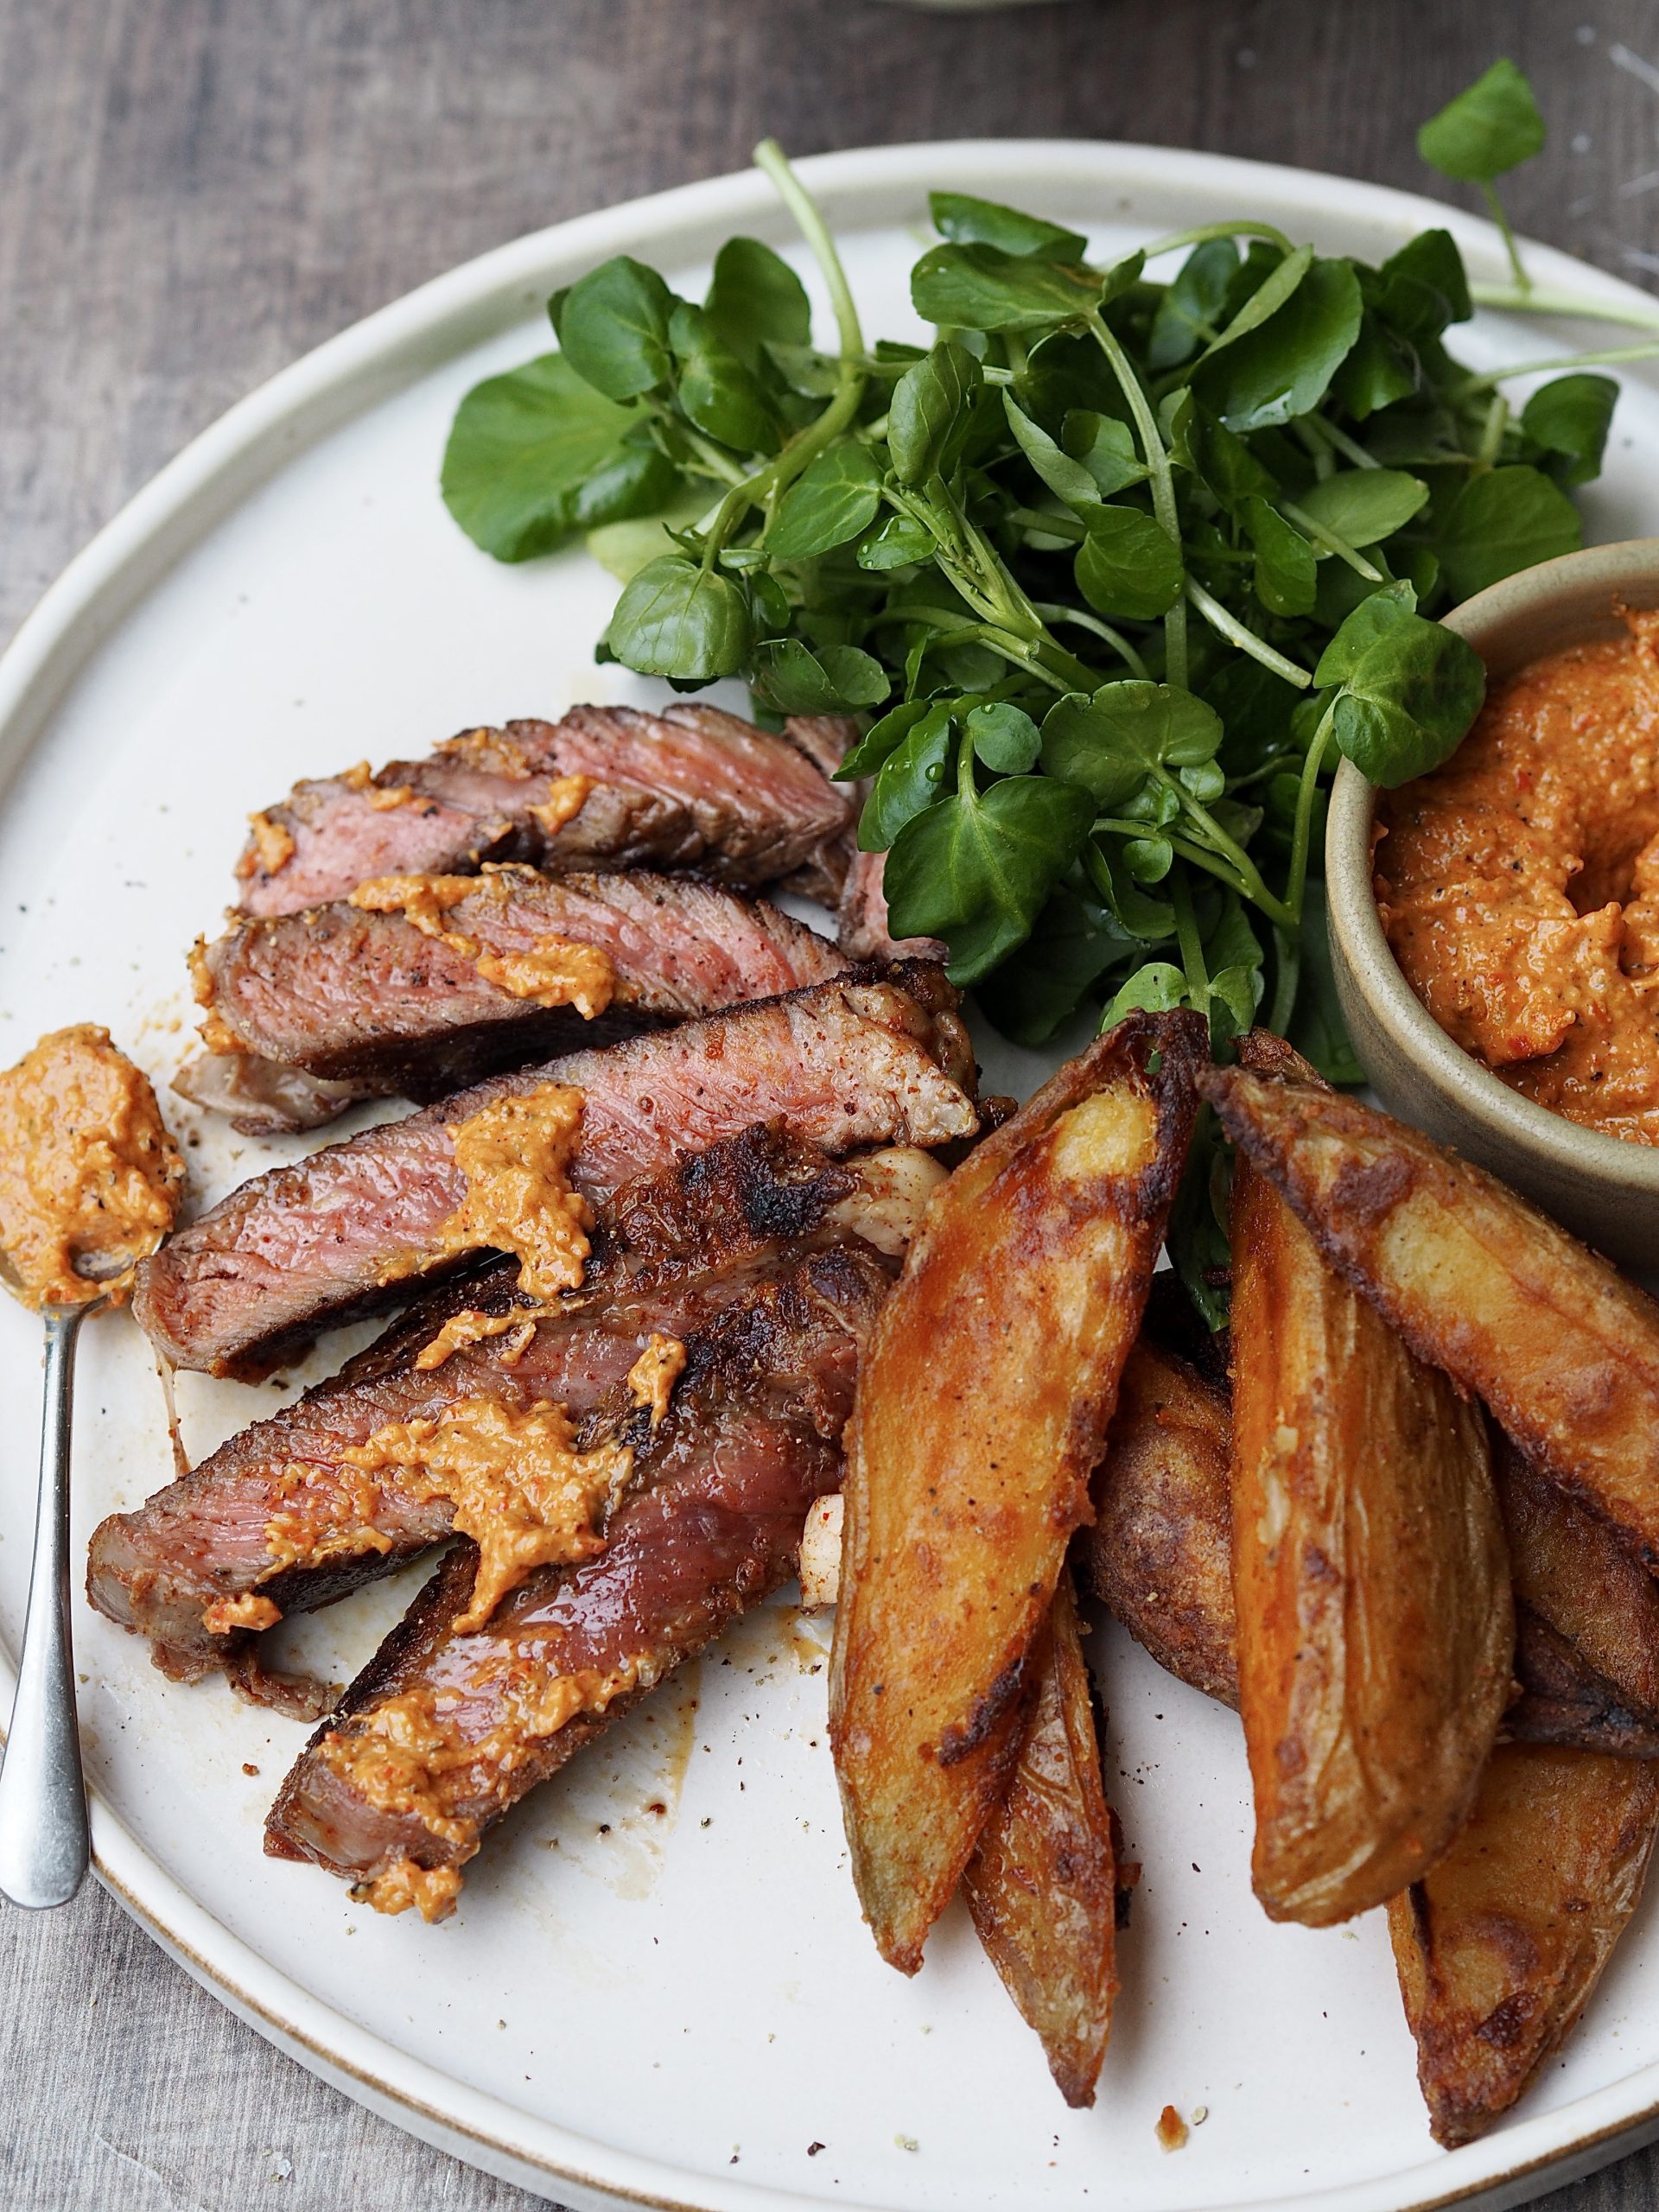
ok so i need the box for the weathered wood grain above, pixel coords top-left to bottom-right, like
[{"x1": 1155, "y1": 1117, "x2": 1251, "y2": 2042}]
[{"x1": 3, "y1": 0, "x2": 1659, "y2": 2204}]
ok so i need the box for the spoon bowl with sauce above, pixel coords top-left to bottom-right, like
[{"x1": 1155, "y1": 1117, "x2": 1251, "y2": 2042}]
[
  {"x1": 1325, "y1": 538, "x2": 1659, "y2": 1270},
  {"x1": 0, "y1": 1027, "x2": 183, "y2": 1906}
]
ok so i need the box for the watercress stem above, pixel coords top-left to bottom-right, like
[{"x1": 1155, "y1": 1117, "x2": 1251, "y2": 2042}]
[
  {"x1": 1085, "y1": 310, "x2": 1188, "y2": 689},
  {"x1": 1169, "y1": 870, "x2": 1210, "y2": 1009},
  {"x1": 1279, "y1": 499, "x2": 1382, "y2": 582},
  {"x1": 1141, "y1": 219, "x2": 1296, "y2": 261},
  {"x1": 1300, "y1": 414, "x2": 1379, "y2": 471},
  {"x1": 752, "y1": 139, "x2": 864, "y2": 359},
  {"x1": 1033, "y1": 602, "x2": 1151, "y2": 677},
  {"x1": 1184, "y1": 578, "x2": 1313, "y2": 689},
  {"x1": 1469, "y1": 281, "x2": 1659, "y2": 332},
  {"x1": 1453, "y1": 338, "x2": 1659, "y2": 396},
  {"x1": 1481, "y1": 181, "x2": 1530, "y2": 296},
  {"x1": 1154, "y1": 766, "x2": 1294, "y2": 928},
  {"x1": 1266, "y1": 927, "x2": 1300, "y2": 1039},
  {"x1": 1285, "y1": 705, "x2": 1337, "y2": 925}
]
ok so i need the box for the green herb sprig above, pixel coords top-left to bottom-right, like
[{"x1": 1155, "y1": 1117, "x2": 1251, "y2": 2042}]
[{"x1": 440, "y1": 62, "x2": 1651, "y2": 1318}]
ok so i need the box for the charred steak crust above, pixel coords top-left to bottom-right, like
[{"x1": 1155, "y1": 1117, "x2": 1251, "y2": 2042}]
[
  {"x1": 264, "y1": 1243, "x2": 887, "y2": 1884},
  {"x1": 199, "y1": 869, "x2": 847, "y2": 1101},
  {"x1": 235, "y1": 706, "x2": 856, "y2": 918},
  {"x1": 89, "y1": 1127, "x2": 871, "y2": 1685},
  {"x1": 133, "y1": 963, "x2": 976, "y2": 1379}
]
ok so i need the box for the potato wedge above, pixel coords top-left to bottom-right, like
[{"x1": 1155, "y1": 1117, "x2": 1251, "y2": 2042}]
[
  {"x1": 1090, "y1": 1378, "x2": 1659, "y2": 1758},
  {"x1": 1086, "y1": 1338, "x2": 1237, "y2": 1708},
  {"x1": 1229, "y1": 1032, "x2": 1512, "y2": 1925},
  {"x1": 963, "y1": 1574, "x2": 1117, "y2": 2109},
  {"x1": 1199, "y1": 1065, "x2": 1659, "y2": 1562},
  {"x1": 1389, "y1": 1746, "x2": 1659, "y2": 2146},
  {"x1": 830, "y1": 1010, "x2": 1205, "y2": 1972}
]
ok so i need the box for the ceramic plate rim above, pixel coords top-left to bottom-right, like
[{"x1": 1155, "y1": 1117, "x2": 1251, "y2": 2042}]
[{"x1": 4, "y1": 137, "x2": 1659, "y2": 2212}]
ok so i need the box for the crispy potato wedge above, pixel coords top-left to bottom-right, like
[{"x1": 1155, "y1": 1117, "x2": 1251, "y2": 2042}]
[
  {"x1": 1199, "y1": 1065, "x2": 1659, "y2": 1563},
  {"x1": 963, "y1": 1574, "x2": 1117, "y2": 2109},
  {"x1": 1389, "y1": 1746, "x2": 1659, "y2": 2146},
  {"x1": 830, "y1": 1010, "x2": 1205, "y2": 1972},
  {"x1": 1228, "y1": 1033, "x2": 1512, "y2": 1925},
  {"x1": 1090, "y1": 1376, "x2": 1659, "y2": 1758},
  {"x1": 1086, "y1": 1338, "x2": 1237, "y2": 1707}
]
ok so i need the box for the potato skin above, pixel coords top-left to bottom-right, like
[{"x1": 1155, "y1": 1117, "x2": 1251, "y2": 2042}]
[
  {"x1": 830, "y1": 1011, "x2": 1205, "y2": 1973},
  {"x1": 1086, "y1": 1340, "x2": 1237, "y2": 1708},
  {"x1": 963, "y1": 1575, "x2": 1117, "y2": 2109},
  {"x1": 1198, "y1": 1065, "x2": 1659, "y2": 1565},
  {"x1": 1229, "y1": 1033, "x2": 1512, "y2": 1927},
  {"x1": 1389, "y1": 1746, "x2": 1659, "y2": 2147}
]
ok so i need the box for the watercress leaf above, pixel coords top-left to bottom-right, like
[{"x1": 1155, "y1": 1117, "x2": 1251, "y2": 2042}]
[
  {"x1": 767, "y1": 443, "x2": 885, "y2": 559},
  {"x1": 1178, "y1": 397, "x2": 1277, "y2": 510},
  {"x1": 856, "y1": 511, "x2": 935, "y2": 570},
  {"x1": 1084, "y1": 840, "x2": 1179, "y2": 938},
  {"x1": 1206, "y1": 654, "x2": 1301, "y2": 774},
  {"x1": 1178, "y1": 757, "x2": 1226, "y2": 803},
  {"x1": 1331, "y1": 315, "x2": 1421, "y2": 419},
  {"x1": 1209, "y1": 962, "x2": 1265, "y2": 1042},
  {"x1": 966, "y1": 700, "x2": 1042, "y2": 773},
  {"x1": 1287, "y1": 880, "x2": 1365, "y2": 1083},
  {"x1": 704, "y1": 238, "x2": 811, "y2": 368},
  {"x1": 1242, "y1": 495, "x2": 1318, "y2": 617},
  {"x1": 558, "y1": 256, "x2": 677, "y2": 400},
  {"x1": 889, "y1": 342, "x2": 980, "y2": 486},
  {"x1": 1417, "y1": 57, "x2": 1545, "y2": 184},
  {"x1": 860, "y1": 702, "x2": 958, "y2": 847},
  {"x1": 442, "y1": 354, "x2": 681, "y2": 562},
  {"x1": 1075, "y1": 507, "x2": 1184, "y2": 620},
  {"x1": 1522, "y1": 372, "x2": 1618, "y2": 488},
  {"x1": 1042, "y1": 680, "x2": 1223, "y2": 806},
  {"x1": 604, "y1": 554, "x2": 750, "y2": 680},
  {"x1": 1104, "y1": 961, "x2": 1189, "y2": 1022},
  {"x1": 1061, "y1": 410, "x2": 1147, "y2": 494},
  {"x1": 836, "y1": 697, "x2": 933, "y2": 781},
  {"x1": 1205, "y1": 890, "x2": 1264, "y2": 980},
  {"x1": 1191, "y1": 257, "x2": 1363, "y2": 431},
  {"x1": 1427, "y1": 465, "x2": 1582, "y2": 601},
  {"x1": 752, "y1": 638, "x2": 889, "y2": 718},
  {"x1": 1196, "y1": 245, "x2": 1313, "y2": 361},
  {"x1": 1122, "y1": 835, "x2": 1174, "y2": 883},
  {"x1": 762, "y1": 340, "x2": 842, "y2": 398},
  {"x1": 976, "y1": 884, "x2": 1133, "y2": 1046},
  {"x1": 1147, "y1": 238, "x2": 1240, "y2": 371},
  {"x1": 928, "y1": 190, "x2": 1089, "y2": 263},
  {"x1": 1374, "y1": 229, "x2": 1472, "y2": 336},
  {"x1": 1322, "y1": 607, "x2": 1486, "y2": 786},
  {"x1": 1294, "y1": 467, "x2": 1430, "y2": 546},
  {"x1": 1003, "y1": 394, "x2": 1101, "y2": 510},
  {"x1": 883, "y1": 773, "x2": 1096, "y2": 982},
  {"x1": 585, "y1": 487, "x2": 710, "y2": 581},
  {"x1": 911, "y1": 242, "x2": 1105, "y2": 332},
  {"x1": 1313, "y1": 578, "x2": 1418, "y2": 686},
  {"x1": 667, "y1": 302, "x2": 775, "y2": 454}
]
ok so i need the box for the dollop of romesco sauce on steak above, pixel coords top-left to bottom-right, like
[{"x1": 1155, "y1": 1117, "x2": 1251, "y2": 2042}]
[
  {"x1": 0, "y1": 1026, "x2": 184, "y2": 1306},
  {"x1": 1375, "y1": 612, "x2": 1659, "y2": 1144}
]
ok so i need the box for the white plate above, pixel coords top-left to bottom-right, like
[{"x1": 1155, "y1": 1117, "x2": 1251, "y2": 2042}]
[{"x1": 3, "y1": 141, "x2": 1659, "y2": 2212}]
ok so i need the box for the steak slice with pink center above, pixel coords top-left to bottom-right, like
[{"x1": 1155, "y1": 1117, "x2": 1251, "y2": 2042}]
[
  {"x1": 135, "y1": 964, "x2": 976, "y2": 1376},
  {"x1": 235, "y1": 706, "x2": 855, "y2": 916}
]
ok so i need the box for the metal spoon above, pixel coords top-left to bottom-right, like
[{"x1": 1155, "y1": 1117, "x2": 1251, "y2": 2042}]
[{"x1": 0, "y1": 1249, "x2": 130, "y2": 1908}]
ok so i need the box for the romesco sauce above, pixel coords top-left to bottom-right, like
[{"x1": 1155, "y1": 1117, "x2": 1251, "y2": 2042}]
[{"x1": 1375, "y1": 612, "x2": 1659, "y2": 1144}]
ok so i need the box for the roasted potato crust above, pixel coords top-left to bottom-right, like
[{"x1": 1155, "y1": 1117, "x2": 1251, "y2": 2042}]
[
  {"x1": 1228, "y1": 1034, "x2": 1513, "y2": 1926},
  {"x1": 1086, "y1": 1340, "x2": 1236, "y2": 1707},
  {"x1": 1389, "y1": 1746, "x2": 1659, "y2": 2147},
  {"x1": 963, "y1": 1575, "x2": 1117, "y2": 2109},
  {"x1": 830, "y1": 1010, "x2": 1205, "y2": 1972},
  {"x1": 1198, "y1": 1065, "x2": 1659, "y2": 1565}
]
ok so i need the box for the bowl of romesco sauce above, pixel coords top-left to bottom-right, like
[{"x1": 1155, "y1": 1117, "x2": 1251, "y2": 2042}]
[{"x1": 1325, "y1": 538, "x2": 1659, "y2": 1270}]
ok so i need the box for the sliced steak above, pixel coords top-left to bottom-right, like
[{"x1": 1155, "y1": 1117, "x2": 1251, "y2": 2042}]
[
  {"x1": 134, "y1": 963, "x2": 975, "y2": 1378},
  {"x1": 235, "y1": 707, "x2": 855, "y2": 918},
  {"x1": 838, "y1": 849, "x2": 950, "y2": 963},
  {"x1": 91, "y1": 1128, "x2": 914, "y2": 1688},
  {"x1": 191, "y1": 870, "x2": 846, "y2": 1126},
  {"x1": 264, "y1": 1242, "x2": 885, "y2": 1907}
]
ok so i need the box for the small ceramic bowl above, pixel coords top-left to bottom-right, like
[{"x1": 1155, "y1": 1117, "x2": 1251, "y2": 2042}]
[{"x1": 1324, "y1": 537, "x2": 1659, "y2": 1270}]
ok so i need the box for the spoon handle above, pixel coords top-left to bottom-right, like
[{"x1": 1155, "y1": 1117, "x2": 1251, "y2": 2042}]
[{"x1": 0, "y1": 1303, "x2": 92, "y2": 1907}]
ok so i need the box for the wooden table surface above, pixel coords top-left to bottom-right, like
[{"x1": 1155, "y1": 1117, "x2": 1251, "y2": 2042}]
[{"x1": 5, "y1": 1, "x2": 1659, "y2": 2205}]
